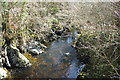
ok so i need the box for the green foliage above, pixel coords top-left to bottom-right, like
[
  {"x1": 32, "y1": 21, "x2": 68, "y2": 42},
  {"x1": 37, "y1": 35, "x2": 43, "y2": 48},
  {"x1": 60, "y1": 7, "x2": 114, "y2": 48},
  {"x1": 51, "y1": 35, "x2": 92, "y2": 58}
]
[
  {"x1": 79, "y1": 72, "x2": 87, "y2": 78},
  {"x1": 0, "y1": 39, "x2": 5, "y2": 47},
  {"x1": 1, "y1": 2, "x2": 9, "y2": 9}
]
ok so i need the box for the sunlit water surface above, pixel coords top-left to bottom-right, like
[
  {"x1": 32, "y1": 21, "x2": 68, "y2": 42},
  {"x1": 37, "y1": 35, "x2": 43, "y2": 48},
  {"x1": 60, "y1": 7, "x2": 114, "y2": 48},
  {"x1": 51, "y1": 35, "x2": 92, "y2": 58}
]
[{"x1": 10, "y1": 31, "x2": 85, "y2": 79}]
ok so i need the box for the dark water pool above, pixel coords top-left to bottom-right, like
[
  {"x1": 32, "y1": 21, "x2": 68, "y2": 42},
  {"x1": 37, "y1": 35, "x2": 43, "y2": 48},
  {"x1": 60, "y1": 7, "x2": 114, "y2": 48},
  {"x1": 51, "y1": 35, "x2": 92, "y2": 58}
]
[{"x1": 10, "y1": 31, "x2": 85, "y2": 79}]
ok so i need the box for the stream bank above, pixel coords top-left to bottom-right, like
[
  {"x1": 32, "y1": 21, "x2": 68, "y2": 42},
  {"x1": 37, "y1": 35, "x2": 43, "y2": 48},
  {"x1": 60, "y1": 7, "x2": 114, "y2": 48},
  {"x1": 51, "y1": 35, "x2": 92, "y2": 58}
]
[
  {"x1": 1, "y1": 2, "x2": 119, "y2": 79},
  {"x1": 73, "y1": 28, "x2": 120, "y2": 78}
]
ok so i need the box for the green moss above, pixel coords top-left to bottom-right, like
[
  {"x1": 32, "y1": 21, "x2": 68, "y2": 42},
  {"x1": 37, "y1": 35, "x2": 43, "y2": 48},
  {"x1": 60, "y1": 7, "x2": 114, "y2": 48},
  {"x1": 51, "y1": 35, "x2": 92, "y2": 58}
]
[{"x1": 23, "y1": 53, "x2": 38, "y2": 63}]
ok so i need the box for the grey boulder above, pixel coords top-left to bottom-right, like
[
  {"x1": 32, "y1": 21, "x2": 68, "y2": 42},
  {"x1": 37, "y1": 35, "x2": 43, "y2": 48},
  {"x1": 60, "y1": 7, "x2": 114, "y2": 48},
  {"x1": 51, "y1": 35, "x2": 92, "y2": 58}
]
[
  {"x1": 0, "y1": 68, "x2": 8, "y2": 79},
  {"x1": 27, "y1": 48, "x2": 44, "y2": 55},
  {"x1": 7, "y1": 45, "x2": 32, "y2": 68}
]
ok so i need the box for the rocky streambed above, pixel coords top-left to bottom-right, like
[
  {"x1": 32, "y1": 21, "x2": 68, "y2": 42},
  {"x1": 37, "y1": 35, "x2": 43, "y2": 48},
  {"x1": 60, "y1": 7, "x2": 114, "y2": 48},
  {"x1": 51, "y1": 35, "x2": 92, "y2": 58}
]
[
  {"x1": 9, "y1": 30, "x2": 85, "y2": 79},
  {"x1": 0, "y1": 28, "x2": 85, "y2": 79}
]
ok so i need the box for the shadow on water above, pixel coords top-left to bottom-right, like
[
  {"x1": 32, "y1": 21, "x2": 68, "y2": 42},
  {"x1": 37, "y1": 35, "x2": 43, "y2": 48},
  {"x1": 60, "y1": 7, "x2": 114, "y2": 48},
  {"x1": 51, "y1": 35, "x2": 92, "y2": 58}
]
[{"x1": 10, "y1": 31, "x2": 85, "y2": 79}]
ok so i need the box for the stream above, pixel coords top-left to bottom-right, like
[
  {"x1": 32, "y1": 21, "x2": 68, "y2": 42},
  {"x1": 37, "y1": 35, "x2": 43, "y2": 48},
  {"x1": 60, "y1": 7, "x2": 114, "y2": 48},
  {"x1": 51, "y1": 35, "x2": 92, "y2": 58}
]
[{"x1": 10, "y1": 31, "x2": 85, "y2": 79}]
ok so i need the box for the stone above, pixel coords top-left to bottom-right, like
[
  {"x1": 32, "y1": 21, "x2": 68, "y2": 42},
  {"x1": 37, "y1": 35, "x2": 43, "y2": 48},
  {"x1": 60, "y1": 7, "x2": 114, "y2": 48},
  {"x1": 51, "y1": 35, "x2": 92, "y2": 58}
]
[
  {"x1": 28, "y1": 48, "x2": 39, "y2": 55},
  {"x1": 7, "y1": 45, "x2": 31, "y2": 68},
  {"x1": 0, "y1": 51, "x2": 11, "y2": 68},
  {"x1": 0, "y1": 58, "x2": 2, "y2": 67},
  {"x1": 39, "y1": 49, "x2": 44, "y2": 54},
  {"x1": 28, "y1": 41, "x2": 47, "y2": 50},
  {"x1": 4, "y1": 48, "x2": 11, "y2": 67},
  {"x1": 55, "y1": 30, "x2": 63, "y2": 36},
  {"x1": 39, "y1": 43, "x2": 47, "y2": 49},
  {"x1": 0, "y1": 68, "x2": 8, "y2": 79},
  {"x1": 27, "y1": 48, "x2": 44, "y2": 55},
  {"x1": 17, "y1": 45, "x2": 26, "y2": 53},
  {"x1": 65, "y1": 52, "x2": 70, "y2": 56}
]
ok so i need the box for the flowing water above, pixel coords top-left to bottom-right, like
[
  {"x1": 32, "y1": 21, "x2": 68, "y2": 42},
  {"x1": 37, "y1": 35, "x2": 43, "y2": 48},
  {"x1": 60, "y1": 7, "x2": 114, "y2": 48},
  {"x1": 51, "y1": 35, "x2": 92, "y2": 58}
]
[{"x1": 10, "y1": 31, "x2": 85, "y2": 79}]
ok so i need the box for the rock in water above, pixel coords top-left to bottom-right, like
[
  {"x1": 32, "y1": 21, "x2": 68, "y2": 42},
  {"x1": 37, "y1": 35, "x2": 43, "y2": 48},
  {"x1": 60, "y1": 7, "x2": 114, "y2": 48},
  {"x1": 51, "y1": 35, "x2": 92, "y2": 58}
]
[
  {"x1": 65, "y1": 52, "x2": 70, "y2": 56},
  {"x1": 27, "y1": 48, "x2": 44, "y2": 55},
  {"x1": 28, "y1": 49, "x2": 39, "y2": 55},
  {"x1": 7, "y1": 45, "x2": 31, "y2": 68},
  {"x1": 40, "y1": 43, "x2": 47, "y2": 49},
  {"x1": 39, "y1": 49, "x2": 44, "y2": 54},
  {"x1": 55, "y1": 30, "x2": 63, "y2": 36},
  {"x1": 0, "y1": 68, "x2": 8, "y2": 79}
]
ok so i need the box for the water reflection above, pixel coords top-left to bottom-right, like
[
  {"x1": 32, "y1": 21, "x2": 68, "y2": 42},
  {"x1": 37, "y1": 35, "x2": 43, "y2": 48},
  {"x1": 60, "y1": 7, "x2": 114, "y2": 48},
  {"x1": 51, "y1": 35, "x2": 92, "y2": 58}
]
[{"x1": 10, "y1": 31, "x2": 84, "y2": 79}]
